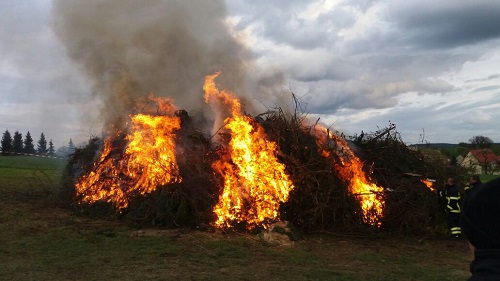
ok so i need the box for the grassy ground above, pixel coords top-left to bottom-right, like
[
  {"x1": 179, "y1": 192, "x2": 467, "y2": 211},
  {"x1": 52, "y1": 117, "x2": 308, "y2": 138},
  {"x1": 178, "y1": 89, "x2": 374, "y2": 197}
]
[
  {"x1": 480, "y1": 174, "x2": 499, "y2": 182},
  {"x1": 0, "y1": 155, "x2": 65, "y2": 193},
  {"x1": 0, "y1": 156, "x2": 472, "y2": 280}
]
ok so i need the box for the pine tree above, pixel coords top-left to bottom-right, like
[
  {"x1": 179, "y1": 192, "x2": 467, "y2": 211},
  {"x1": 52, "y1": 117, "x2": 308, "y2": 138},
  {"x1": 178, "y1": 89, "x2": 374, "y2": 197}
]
[
  {"x1": 37, "y1": 133, "x2": 48, "y2": 155},
  {"x1": 48, "y1": 139, "x2": 55, "y2": 156},
  {"x1": 24, "y1": 131, "x2": 36, "y2": 154},
  {"x1": 1, "y1": 130, "x2": 13, "y2": 154},
  {"x1": 68, "y1": 138, "x2": 75, "y2": 153},
  {"x1": 13, "y1": 131, "x2": 23, "y2": 153}
]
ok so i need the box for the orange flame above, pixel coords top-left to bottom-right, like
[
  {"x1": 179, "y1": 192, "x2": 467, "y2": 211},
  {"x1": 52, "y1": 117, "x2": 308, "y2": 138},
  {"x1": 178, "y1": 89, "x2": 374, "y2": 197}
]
[
  {"x1": 313, "y1": 126, "x2": 384, "y2": 226},
  {"x1": 75, "y1": 95, "x2": 182, "y2": 209},
  {"x1": 204, "y1": 72, "x2": 295, "y2": 229},
  {"x1": 421, "y1": 179, "x2": 435, "y2": 192},
  {"x1": 73, "y1": 75, "x2": 385, "y2": 229}
]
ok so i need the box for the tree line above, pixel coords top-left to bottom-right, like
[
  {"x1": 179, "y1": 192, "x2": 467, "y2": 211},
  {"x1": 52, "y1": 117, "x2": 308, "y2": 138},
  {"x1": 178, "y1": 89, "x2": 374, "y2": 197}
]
[
  {"x1": 0, "y1": 130, "x2": 75, "y2": 157},
  {"x1": 445, "y1": 135, "x2": 497, "y2": 158}
]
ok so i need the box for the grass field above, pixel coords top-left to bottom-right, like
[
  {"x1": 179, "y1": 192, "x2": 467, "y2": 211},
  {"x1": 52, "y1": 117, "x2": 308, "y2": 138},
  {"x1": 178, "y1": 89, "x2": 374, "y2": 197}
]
[
  {"x1": 0, "y1": 155, "x2": 473, "y2": 280},
  {"x1": 480, "y1": 174, "x2": 498, "y2": 182},
  {"x1": 0, "y1": 155, "x2": 65, "y2": 193}
]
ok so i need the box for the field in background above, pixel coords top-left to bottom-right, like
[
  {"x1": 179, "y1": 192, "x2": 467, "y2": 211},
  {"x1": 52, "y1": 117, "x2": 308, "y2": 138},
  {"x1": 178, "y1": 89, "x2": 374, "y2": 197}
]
[
  {"x1": 0, "y1": 156, "x2": 65, "y2": 193},
  {"x1": 480, "y1": 174, "x2": 498, "y2": 182},
  {"x1": 0, "y1": 155, "x2": 471, "y2": 280}
]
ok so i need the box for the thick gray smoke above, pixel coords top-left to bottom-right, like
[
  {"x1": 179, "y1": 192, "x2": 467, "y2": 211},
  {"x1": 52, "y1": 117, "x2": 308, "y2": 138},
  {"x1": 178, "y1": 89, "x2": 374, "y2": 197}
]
[{"x1": 52, "y1": 0, "x2": 285, "y2": 133}]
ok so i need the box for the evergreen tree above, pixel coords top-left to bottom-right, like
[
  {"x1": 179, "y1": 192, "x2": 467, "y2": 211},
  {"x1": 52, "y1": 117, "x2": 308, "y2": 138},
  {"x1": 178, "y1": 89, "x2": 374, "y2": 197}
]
[
  {"x1": 1, "y1": 130, "x2": 13, "y2": 154},
  {"x1": 48, "y1": 139, "x2": 55, "y2": 156},
  {"x1": 24, "y1": 131, "x2": 36, "y2": 154},
  {"x1": 68, "y1": 138, "x2": 75, "y2": 153},
  {"x1": 37, "y1": 133, "x2": 48, "y2": 155},
  {"x1": 13, "y1": 131, "x2": 23, "y2": 153}
]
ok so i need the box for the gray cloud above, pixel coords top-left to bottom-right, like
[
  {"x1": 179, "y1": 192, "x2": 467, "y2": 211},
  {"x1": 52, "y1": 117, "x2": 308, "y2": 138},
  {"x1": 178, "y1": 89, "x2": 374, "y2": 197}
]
[
  {"x1": 0, "y1": 1, "x2": 92, "y2": 147},
  {"x1": 472, "y1": 85, "x2": 500, "y2": 93},
  {"x1": 386, "y1": 1, "x2": 500, "y2": 49},
  {"x1": 2, "y1": 0, "x2": 499, "y2": 145},
  {"x1": 227, "y1": 0, "x2": 500, "y2": 120},
  {"x1": 466, "y1": 74, "x2": 500, "y2": 83},
  {"x1": 330, "y1": 92, "x2": 500, "y2": 143},
  {"x1": 228, "y1": 1, "x2": 354, "y2": 51}
]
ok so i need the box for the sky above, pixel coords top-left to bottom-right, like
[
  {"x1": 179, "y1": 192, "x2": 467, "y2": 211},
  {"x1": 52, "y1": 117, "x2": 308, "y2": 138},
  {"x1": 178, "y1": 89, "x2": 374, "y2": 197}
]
[{"x1": 1, "y1": 0, "x2": 500, "y2": 149}]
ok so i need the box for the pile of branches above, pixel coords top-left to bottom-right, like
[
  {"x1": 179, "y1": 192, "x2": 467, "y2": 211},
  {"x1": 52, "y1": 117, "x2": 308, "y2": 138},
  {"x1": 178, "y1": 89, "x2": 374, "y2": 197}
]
[
  {"x1": 59, "y1": 110, "x2": 219, "y2": 228},
  {"x1": 350, "y1": 123, "x2": 466, "y2": 235},
  {"x1": 256, "y1": 105, "x2": 364, "y2": 233},
  {"x1": 59, "y1": 98, "x2": 460, "y2": 236},
  {"x1": 59, "y1": 104, "x2": 366, "y2": 232}
]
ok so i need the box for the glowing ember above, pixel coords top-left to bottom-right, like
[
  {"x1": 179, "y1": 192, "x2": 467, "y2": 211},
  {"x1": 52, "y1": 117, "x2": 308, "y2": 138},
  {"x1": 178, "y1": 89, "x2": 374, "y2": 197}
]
[
  {"x1": 421, "y1": 179, "x2": 436, "y2": 192},
  {"x1": 313, "y1": 125, "x2": 384, "y2": 226},
  {"x1": 204, "y1": 72, "x2": 295, "y2": 229},
  {"x1": 75, "y1": 95, "x2": 182, "y2": 210}
]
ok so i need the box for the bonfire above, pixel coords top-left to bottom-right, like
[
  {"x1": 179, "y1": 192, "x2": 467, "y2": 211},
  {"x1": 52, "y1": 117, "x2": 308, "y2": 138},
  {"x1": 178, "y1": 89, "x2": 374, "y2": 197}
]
[{"x1": 61, "y1": 72, "x2": 453, "y2": 234}]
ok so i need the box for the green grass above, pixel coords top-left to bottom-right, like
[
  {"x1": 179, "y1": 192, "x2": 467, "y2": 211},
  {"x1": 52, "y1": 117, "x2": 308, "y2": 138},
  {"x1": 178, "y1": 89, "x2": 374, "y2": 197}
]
[
  {"x1": 0, "y1": 156, "x2": 472, "y2": 280},
  {"x1": 480, "y1": 174, "x2": 499, "y2": 183},
  {"x1": 0, "y1": 155, "x2": 65, "y2": 193}
]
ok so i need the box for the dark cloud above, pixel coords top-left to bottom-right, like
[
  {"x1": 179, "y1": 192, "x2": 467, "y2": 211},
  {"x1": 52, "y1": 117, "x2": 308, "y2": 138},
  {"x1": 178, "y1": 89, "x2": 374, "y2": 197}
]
[
  {"x1": 387, "y1": 1, "x2": 500, "y2": 49},
  {"x1": 249, "y1": 1, "x2": 500, "y2": 118}
]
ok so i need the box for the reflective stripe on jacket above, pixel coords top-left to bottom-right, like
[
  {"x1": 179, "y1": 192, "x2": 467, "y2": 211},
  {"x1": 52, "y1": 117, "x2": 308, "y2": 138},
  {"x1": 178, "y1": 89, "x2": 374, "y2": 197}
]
[{"x1": 439, "y1": 184, "x2": 461, "y2": 213}]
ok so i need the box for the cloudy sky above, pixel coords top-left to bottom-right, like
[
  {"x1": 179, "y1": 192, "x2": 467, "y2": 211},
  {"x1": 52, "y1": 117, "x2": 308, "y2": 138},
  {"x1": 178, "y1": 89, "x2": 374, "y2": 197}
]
[{"x1": 1, "y1": 0, "x2": 500, "y2": 148}]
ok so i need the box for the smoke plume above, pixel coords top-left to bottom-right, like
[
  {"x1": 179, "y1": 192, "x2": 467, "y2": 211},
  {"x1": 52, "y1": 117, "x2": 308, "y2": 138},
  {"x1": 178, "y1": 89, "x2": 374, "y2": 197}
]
[{"x1": 52, "y1": 0, "x2": 284, "y2": 134}]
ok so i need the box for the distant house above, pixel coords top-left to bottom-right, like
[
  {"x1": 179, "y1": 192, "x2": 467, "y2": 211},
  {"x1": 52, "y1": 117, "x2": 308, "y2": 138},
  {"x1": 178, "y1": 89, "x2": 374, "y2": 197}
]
[{"x1": 460, "y1": 149, "x2": 500, "y2": 174}]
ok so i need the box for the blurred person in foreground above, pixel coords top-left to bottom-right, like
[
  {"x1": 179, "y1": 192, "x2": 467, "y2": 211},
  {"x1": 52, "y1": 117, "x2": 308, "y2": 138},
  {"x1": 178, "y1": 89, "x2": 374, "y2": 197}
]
[{"x1": 461, "y1": 177, "x2": 500, "y2": 280}]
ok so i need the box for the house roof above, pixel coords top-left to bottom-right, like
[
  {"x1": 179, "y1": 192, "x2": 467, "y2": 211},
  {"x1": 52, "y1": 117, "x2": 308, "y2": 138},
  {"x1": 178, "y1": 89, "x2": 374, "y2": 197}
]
[{"x1": 469, "y1": 149, "x2": 500, "y2": 163}]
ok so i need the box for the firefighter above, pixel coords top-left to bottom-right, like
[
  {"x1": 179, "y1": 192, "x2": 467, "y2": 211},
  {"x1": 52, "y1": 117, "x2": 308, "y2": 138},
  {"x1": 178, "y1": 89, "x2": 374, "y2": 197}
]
[
  {"x1": 464, "y1": 175, "x2": 482, "y2": 196},
  {"x1": 439, "y1": 177, "x2": 461, "y2": 239}
]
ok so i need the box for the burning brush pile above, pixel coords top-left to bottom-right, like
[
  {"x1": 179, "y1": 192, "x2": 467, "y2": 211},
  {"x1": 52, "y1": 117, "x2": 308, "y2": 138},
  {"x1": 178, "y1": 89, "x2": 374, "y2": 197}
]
[{"x1": 60, "y1": 73, "x2": 452, "y2": 235}]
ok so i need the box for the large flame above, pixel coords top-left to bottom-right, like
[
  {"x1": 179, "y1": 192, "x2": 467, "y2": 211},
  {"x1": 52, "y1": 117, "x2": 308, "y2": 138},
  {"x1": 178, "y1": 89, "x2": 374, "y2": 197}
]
[
  {"x1": 313, "y1": 126, "x2": 384, "y2": 226},
  {"x1": 74, "y1": 74, "x2": 385, "y2": 229},
  {"x1": 75, "y1": 95, "x2": 182, "y2": 209},
  {"x1": 204, "y1": 72, "x2": 295, "y2": 229}
]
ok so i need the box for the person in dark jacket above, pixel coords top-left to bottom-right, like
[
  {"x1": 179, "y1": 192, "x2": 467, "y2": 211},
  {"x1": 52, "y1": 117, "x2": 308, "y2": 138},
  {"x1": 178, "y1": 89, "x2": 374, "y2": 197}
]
[
  {"x1": 465, "y1": 175, "x2": 482, "y2": 196},
  {"x1": 439, "y1": 178, "x2": 462, "y2": 238},
  {"x1": 461, "y1": 177, "x2": 500, "y2": 280}
]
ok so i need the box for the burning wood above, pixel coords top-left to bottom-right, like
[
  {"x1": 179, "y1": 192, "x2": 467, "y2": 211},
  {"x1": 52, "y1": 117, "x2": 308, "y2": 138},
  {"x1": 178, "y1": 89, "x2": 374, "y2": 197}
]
[
  {"x1": 204, "y1": 72, "x2": 295, "y2": 229},
  {"x1": 65, "y1": 73, "x2": 450, "y2": 234},
  {"x1": 313, "y1": 125, "x2": 384, "y2": 226},
  {"x1": 420, "y1": 179, "x2": 436, "y2": 192},
  {"x1": 74, "y1": 95, "x2": 181, "y2": 210}
]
